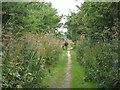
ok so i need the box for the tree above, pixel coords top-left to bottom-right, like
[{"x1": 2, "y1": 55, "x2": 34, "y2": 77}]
[{"x1": 2, "y1": 2, "x2": 62, "y2": 34}]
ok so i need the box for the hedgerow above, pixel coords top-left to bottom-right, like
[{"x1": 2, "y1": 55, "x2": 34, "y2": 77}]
[
  {"x1": 2, "y1": 2, "x2": 63, "y2": 88},
  {"x1": 75, "y1": 39, "x2": 118, "y2": 88},
  {"x1": 66, "y1": 2, "x2": 119, "y2": 88},
  {"x1": 2, "y1": 29, "x2": 62, "y2": 88}
]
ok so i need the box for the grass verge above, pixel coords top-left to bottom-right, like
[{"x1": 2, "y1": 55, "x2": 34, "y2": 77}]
[
  {"x1": 43, "y1": 50, "x2": 68, "y2": 88},
  {"x1": 71, "y1": 50, "x2": 100, "y2": 88}
]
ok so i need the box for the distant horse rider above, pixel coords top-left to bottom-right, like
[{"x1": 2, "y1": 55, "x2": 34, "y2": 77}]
[{"x1": 62, "y1": 41, "x2": 69, "y2": 50}]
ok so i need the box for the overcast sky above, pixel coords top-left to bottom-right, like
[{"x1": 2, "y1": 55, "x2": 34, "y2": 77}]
[
  {"x1": 43, "y1": 0, "x2": 84, "y2": 15},
  {"x1": 42, "y1": 0, "x2": 84, "y2": 32}
]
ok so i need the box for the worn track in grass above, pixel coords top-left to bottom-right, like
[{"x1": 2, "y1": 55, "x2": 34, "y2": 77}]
[{"x1": 61, "y1": 48, "x2": 72, "y2": 88}]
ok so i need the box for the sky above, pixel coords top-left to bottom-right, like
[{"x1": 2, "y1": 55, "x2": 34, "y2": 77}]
[
  {"x1": 42, "y1": 0, "x2": 84, "y2": 33},
  {"x1": 43, "y1": 0, "x2": 84, "y2": 15}
]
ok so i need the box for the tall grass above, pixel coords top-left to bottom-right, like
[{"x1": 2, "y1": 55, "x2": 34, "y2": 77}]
[
  {"x1": 2, "y1": 25, "x2": 63, "y2": 88},
  {"x1": 43, "y1": 51, "x2": 68, "y2": 88}
]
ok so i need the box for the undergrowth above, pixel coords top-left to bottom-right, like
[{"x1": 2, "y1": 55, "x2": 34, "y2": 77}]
[
  {"x1": 75, "y1": 39, "x2": 118, "y2": 88},
  {"x1": 2, "y1": 23, "x2": 63, "y2": 88},
  {"x1": 71, "y1": 50, "x2": 99, "y2": 88},
  {"x1": 43, "y1": 50, "x2": 68, "y2": 88}
]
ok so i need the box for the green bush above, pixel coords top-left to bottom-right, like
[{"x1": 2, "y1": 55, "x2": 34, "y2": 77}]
[
  {"x1": 75, "y1": 39, "x2": 118, "y2": 88},
  {"x1": 2, "y1": 31, "x2": 62, "y2": 88},
  {"x1": 2, "y1": 2, "x2": 63, "y2": 88}
]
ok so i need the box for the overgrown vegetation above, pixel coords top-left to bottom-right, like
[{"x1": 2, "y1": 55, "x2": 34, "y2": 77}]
[
  {"x1": 2, "y1": 2, "x2": 63, "y2": 88},
  {"x1": 71, "y1": 50, "x2": 99, "y2": 88},
  {"x1": 66, "y1": 2, "x2": 119, "y2": 88},
  {"x1": 2, "y1": 1, "x2": 119, "y2": 88},
  {"x1": 43, "y1": 51, "x2": 68, "y2": 88}
]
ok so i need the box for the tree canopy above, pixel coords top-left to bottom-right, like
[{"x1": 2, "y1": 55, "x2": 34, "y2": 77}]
[
  {"x1": 2, "y1": 2, "x2": 62, "y2": 34},
  {"x1": 66, "y1": 2, "x2": 119, "y2": 42}
]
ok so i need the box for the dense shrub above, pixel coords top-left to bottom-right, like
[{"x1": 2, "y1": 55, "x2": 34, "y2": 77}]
[
  {"x1": 75, "y1": 39, "x2": 118, "y2": 88},
  {"x1": 2, "y1": 2, "x2": 63, "y2": 88},
  {"x1": 66, "y1": 2, "x2": 119, "y2": 88},
  {"x1": 2, "y1": 27, "x2": 62, "y2": 88}
]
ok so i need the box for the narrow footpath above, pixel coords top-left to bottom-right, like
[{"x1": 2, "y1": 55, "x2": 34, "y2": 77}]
[
  {"x1": 62, "y1": 48, "x2": 72, "y2": 88},
  {"x1": 43, "y1": 48, "x2": 99, "y2": 88}
]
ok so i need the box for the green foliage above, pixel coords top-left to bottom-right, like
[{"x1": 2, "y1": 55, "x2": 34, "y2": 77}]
[
  {"x1": 2, "y1": 2, "x2": 63, "y2": 88},
  {"x1": 71, "y1": 50, "x2": 99, "y2": 88},
  {"x1": 66, "y1": 2, "x2": 119, "y2": 42},
  {"x1": 2, "y1": 31, "x2": 63, "y2": 88},
  {"x1": 66, "y1": 2, "x2": 119, "y2": 88},
  {"x1": 2, "y1": 2, "x2": 62, "y2": 34},
  {"x1": 43, "y1": 51, "x2": 68, "y2": 88},
  {"x1": 75, "y1": 40, "x2": 118, "y2": 88}
]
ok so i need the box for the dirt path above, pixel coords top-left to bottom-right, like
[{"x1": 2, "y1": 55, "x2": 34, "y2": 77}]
[
  {"x1": 61, "y1": 48, "x2": 72, "y2": 88},
  {"x1": 45, "y1": 49, "x2": 72, "y2": 88},
  {"x1": 45, "y1": 48, "x2": 99, "y2": 88}
]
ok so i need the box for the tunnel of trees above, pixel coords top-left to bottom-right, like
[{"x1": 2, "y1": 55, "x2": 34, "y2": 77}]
[{"x1": 1, "y1": 1, "x2": 119, "y2": 88}]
